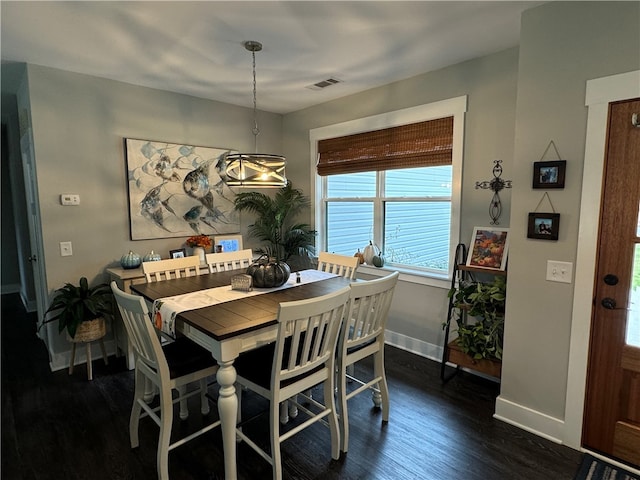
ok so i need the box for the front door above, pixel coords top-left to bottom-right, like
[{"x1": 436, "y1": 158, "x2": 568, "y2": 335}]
[{"x1": 583, "y1": 98, "x2": 640, "y2": 467}]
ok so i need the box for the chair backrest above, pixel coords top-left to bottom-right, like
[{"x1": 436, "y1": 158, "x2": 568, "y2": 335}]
[
  {"x1": 342, "y1": 271, "x2": 399, "y2": 353},
  {"x1": 205, "y1": 249, "x2": 253, "y2": 273},
  {"x1": 142, "y1": 256, "x2": 201, "y2": 283},
  {"x1": 273, "y1": 286, "x2": 351, "y2": 386},
  {"x1": 110, "y1": 282, "x2": 169, "y2": 379},
  {"x1": 317, "y1": 252, "x2": 360, "y2": 280}
]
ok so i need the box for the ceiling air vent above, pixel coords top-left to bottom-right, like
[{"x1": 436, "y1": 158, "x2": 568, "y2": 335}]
[{"x1": 306, "y1": 77, "x2": 342, "y2": 91}]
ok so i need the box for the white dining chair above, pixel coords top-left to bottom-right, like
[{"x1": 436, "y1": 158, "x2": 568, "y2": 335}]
[
  {"x1": 317, "y1": 251, "x2": 360, "y2": 280},
  {"x1": 205, "y1": 248, "x2": 253, "y2": 273},
  {"x1": 111, "y1": 282, "x2": 220, "y2": 480},
  {"x1": 142, "y1": 256, "x2": 202, "y2": 283},
  {"x1": 234, "y1": 286, "x2": 351, "y2": 480},
  {"x1": 282, "y1": 251, "x2": 360, "y2": 423},
  {"x1": 337, "y1": 271, "x2": 399, "y2": 453}
]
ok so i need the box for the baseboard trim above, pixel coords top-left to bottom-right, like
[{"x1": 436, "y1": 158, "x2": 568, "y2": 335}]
[
  {"x1": 1, "y1": 283, "x2": 21, "y2": 294},
  {"x1": 494, "y1": 395, "x2": 565, "y2": 444},
  {"x1": 23, "y1": 296, "x2": 37, "y2": 313},
  {"x1": 385, "y1": 329, "x2": 442, "y2": 362}
]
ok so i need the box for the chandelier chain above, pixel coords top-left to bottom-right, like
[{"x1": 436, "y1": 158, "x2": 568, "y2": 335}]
[{"x1": 251, "y1": 49, "x2": 260, "y2": 150}]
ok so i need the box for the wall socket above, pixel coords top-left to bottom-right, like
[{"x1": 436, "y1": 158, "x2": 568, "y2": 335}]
[{"x1": 546, "y1": 260, "x2": 572, "y2": 283}]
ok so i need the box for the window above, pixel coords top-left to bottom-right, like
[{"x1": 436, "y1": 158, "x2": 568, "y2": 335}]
[{"x1": 311, "y1": 97, "x2": 466, "y2": 281}]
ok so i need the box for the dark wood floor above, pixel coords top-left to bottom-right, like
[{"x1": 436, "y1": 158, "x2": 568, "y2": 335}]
[{"x1": 1, "y1": 293, "x2": 583, "y2": 480}]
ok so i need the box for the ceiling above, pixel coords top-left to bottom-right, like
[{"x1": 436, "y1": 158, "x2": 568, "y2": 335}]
[{"x1": 1, "y1": 1, "x2": 544, "y2": 114}]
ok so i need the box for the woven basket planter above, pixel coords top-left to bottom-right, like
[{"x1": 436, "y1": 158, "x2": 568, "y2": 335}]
[{"x1": 66, "y1": 317, "x2": 106, "y2": 343}]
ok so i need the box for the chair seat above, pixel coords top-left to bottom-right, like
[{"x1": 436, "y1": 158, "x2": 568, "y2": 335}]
[{"x1": 163, "y1": 337, "x2": 217, "y2": 379}]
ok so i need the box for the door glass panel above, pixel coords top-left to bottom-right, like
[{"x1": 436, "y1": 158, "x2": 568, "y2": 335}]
[{"x1": 628, "y1": 243, "x2": 640, "y2": 347}]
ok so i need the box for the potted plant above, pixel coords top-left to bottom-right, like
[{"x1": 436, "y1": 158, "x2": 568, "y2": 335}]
[
  {"x1": 42, "y1": 277, "x2": 113, "y2": 341},
  {"x1": 448, "y1": 275, "x2": 506, "y2": 362},
  {"x1": 233, "y1": 181, "x2": 316, "y2": 268}
]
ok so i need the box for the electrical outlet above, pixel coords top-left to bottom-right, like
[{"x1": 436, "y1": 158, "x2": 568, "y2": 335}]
[
  {"x1": 546, "y1": 260, "x2": 572, "y2": 283},
  {"x1": 60, "y1": 241, "x2": 73, "y2": 256}
]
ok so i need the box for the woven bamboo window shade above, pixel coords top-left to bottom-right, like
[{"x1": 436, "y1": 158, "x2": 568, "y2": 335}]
[{"x1": 317, "y1": 116, "x2": 454, "y2": 176}]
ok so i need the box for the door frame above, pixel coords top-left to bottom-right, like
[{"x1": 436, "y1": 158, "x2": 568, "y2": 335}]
[{"x1": 565, "y1": 70, "x2": 640, "y2": 453}]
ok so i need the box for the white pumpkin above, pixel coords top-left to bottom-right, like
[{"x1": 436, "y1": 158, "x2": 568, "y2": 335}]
[{"x1": 363, "y1": 241, "x2": 376, "y2": 265}]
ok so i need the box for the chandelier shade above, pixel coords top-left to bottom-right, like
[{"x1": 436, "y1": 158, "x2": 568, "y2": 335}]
[
  {"x1": 220, "y1": 152, "x2": 286, "y2": 187},
  {"x1": 222, "y1": 40, "x2": 287, "y2": 188}
]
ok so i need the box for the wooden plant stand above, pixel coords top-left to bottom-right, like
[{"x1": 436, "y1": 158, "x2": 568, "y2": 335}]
[{"x1": 446, "y1": 341, "x2": 502, "y2": 379}]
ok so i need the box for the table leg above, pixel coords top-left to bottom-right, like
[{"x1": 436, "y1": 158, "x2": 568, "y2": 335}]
[{"x1": 217, "y1": 359, "x2": 238, "y2": 480}]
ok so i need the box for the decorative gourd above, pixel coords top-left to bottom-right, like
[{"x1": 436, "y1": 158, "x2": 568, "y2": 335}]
[
  {"x1": 372, "y1": 253, "x2": 384, "y2": 267},
  {"x1": 363, "y1": 241, "x2": 376, "y2": 265},
  {"x1": 372, "y1": 244, "x2": 384, "y2": 267},
  {"x1": 354, "y1": 249, "x2": 365, "y2": 264},
  {"x1": 143, "y1": 250, "x2": 162, "y2": 262},
  {"x1": 246, "y1": 254, "x2": 291, "y2": 288},
  {"x1": 120, "y1": 251, "x2": 142, "y2": 269}
]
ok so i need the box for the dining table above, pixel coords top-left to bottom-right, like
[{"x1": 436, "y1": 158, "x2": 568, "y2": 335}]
[{"x1": 130, "y1": 268, "x2": 352, "y2": 480}]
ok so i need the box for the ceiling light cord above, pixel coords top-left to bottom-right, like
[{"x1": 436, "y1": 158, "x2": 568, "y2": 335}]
[{"x1": 246, "y1": 40, "x2": 262, "y2": 152}]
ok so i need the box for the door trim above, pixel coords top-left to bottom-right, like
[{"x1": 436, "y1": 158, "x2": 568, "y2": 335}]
[{"x1": 565, "y1": 70, "x2": 640, "y2": 449}]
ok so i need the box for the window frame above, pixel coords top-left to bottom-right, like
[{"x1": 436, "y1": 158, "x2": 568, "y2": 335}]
[{"x1": 310, "y1": 96, "x2": 467, "y2": 287}]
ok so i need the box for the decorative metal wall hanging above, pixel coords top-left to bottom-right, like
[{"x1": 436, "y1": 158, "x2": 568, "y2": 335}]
[{"x1": 475, "y1": 159, "x2": 513, "y2": 225}]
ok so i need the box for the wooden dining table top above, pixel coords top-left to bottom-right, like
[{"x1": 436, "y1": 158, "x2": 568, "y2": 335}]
[{"x1": 130, "y1": 270, "x2": 352, "y2": 342}]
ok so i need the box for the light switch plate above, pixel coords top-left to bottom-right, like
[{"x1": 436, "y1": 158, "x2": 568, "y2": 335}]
[
  {"x1": 60, "y1": 194, "x2": 80, "y2": 206},
  {"x1": 60, "y1": 241, "x2": 73, "y2": 256},
  {"x1": 546, "y1": 260, "x2": 572, "y2": 283}
]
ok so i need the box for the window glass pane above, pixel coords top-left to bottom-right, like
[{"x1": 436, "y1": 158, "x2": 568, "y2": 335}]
[
  {"x1": 384, "y1": 201, "x2": 451, "y2": 272},
  {"x1": 628, "y1": 243, "x2": 640, "y2": 347},
  {"x1": 326, "y1": 202, "x2": 373, "y2": 255},
  {"x1": 386, "y1": 166, "x2": 452, "y2": 197},
  {"x1": 327, "y1": 172, "x2": 376, "y2": 198}
]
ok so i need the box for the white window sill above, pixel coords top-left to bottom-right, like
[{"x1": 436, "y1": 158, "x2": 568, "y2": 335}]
[{"x1": 357, "y1": 264, "x2": 450, "y2": 289}]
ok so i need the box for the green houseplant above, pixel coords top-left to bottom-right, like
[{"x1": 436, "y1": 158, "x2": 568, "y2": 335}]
[
  {"x1": 42, "y1": 277, "x2": 113, "y2": 339},
  {"x1": 233, "y1": 181, "x2": 316, "y2": 263},
  {"x1": 448, "y1": 276, "x2": 506, "y2": 360}
]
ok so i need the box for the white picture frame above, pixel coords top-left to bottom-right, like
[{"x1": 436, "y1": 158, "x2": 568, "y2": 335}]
[
  {"x1": 213, "y1": 234, "x2": 243, "y2": 253},
  {"x1": 466, "y1": 227, "x2": 509, "y2": 271}
]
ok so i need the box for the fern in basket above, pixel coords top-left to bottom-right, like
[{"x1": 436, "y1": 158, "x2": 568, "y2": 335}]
[{"x1": 41, "y1": 277, "x2": 113, "y2": 339}]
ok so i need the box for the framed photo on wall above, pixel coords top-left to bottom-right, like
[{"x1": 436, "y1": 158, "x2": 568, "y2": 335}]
[
  {"x1": 527, "y1": 213, "x2": 560, "y2": 241},
  {"x1": 533, "y1": 160, "x2": 566, "y2": 189},
  {"x1": 466, "y1": 227, "x2": 510, "y2": 271}
]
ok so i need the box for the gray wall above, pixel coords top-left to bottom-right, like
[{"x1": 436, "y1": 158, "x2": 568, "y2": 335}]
[
  {"x1": 23, "y1": 64, "x2": 283, "y2": 355},
  {"x1": 501, "y1": 1, "x2": 640, "y2": 426}
]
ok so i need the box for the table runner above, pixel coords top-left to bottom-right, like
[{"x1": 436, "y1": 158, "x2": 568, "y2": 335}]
[{"x1": 152, "y1": 269, "x2": 338, "y2": 337}]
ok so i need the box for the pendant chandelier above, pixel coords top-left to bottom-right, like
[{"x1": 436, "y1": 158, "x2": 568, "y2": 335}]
[{"x1": 221, "y1": 41, "x2": 287, "y2": 188}]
